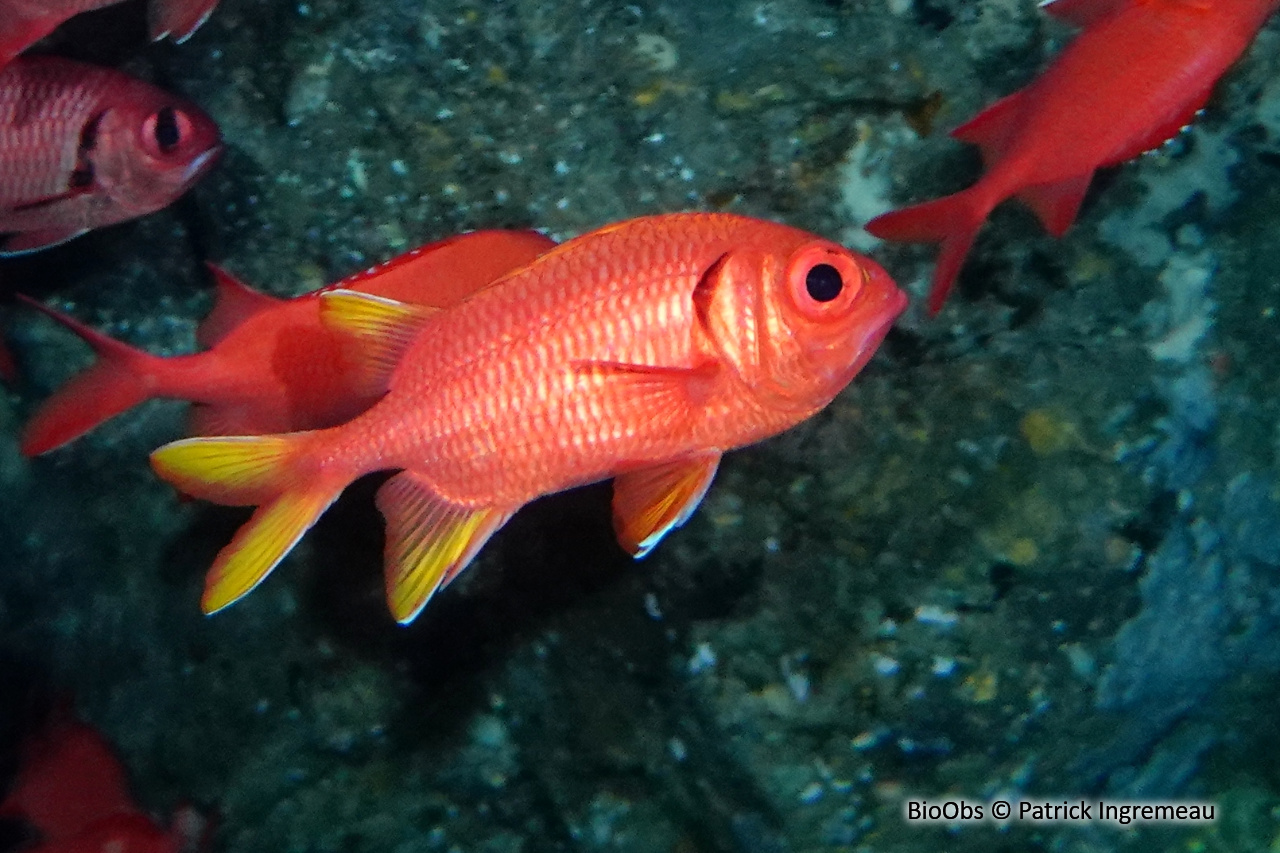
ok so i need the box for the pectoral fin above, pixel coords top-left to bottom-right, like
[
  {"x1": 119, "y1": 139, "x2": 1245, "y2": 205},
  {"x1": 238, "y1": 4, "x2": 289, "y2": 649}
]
[
  {"x1": 573, "y1": 359, "x2": 719, "y2": 409},
  {"x1": 612, "y1": 453, "x2": 721, "y2": 558},
  {"x1": 376, "y1": 470, "x2": 515, "y2": 624}
]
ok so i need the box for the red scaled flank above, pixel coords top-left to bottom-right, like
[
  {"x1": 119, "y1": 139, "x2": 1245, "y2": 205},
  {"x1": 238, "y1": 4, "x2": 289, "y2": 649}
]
[
  {"x1": 0, "y1": 56, "x2": 221, "y2": 255},
  {"x1": 20, "y1": 229, "x2": 556, "y2": 455},
  {"x1": 0, "y1": 0, "x2": 218, "y2": 68},
  {"x1": 865, "y1": 0, "x2": 1280, "y2": 313},
  {"x1": 151, "y1": 212, "x2": 907, "y2": 624},
  {"x1": 0, "y1": 715, "x2": 207, "y2": 853}
]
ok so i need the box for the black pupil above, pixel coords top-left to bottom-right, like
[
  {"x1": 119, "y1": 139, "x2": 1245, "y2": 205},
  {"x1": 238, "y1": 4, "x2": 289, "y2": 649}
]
[
  {"x1": 153, "y1": 107, "x2": 181, "y2": 153},
  {"x1": 805, "y1": 263, "x2": 843, "y2": 302}
]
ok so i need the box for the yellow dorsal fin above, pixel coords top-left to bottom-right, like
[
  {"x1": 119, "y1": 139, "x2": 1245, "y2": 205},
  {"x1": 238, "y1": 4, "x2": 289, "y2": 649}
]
[
  {"x1": 318, "y1": 289, "x2": 438, "y2": 383},
  {"x1": 612, "y1": 453, "x2": 721, "y2": 558},
  {"x1": 375, "y1": 470, "x2": 516, "y2": 624}
]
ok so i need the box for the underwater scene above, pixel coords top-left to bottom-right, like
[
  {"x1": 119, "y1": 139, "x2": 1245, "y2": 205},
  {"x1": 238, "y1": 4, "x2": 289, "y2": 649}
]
[{"x1": 2, "y1": 0, "x2": 1280, "y2": 851}]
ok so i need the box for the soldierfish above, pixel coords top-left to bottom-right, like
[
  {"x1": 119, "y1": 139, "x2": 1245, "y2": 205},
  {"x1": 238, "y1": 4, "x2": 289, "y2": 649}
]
[
  {"x1": 0, "y1": 714, "x2": 208, "y2": 853},
  {"x1": 20, "y1": 229, "x2": 557, "y2": 455},
  {"x1": 865, "y1": 0, "x2": 1280, "y2": 313},
  {"x1": 0, "y1": 56, "x2": 221, "y2": 255},
  {"x1": 150, "y1": 212, "x2": 907, "y2": 624},
  {"x1": 0, "y1": 0, "x2": 218, "y2": 68}
]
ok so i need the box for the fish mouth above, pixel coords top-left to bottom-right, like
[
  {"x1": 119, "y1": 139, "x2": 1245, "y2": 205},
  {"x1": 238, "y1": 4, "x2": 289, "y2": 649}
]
[
  {"x1": 182, "y1": 143, "x2": 224, "y2": 184},
  {"x1": 850, "y1": 281, "x2": 909, "y2": 352},
  {"x1": 813, "y1": 280, "x2": 908, "y2": 386}
]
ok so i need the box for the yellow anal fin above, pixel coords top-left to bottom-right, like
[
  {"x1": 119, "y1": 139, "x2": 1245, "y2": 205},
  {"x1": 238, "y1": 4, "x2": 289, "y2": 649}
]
[
  {"x1": 612, "y1": 452, "x2": 721, "y2": 558},
  {"x1": 201, "y1": 481, "x2": 343, "y2": 613},
  {"x1": 376, "y1": 470, "x2": 515, "y2": 624},
  {"x1": 318, "y1": 289, "x2": 438, "y2": 386}
]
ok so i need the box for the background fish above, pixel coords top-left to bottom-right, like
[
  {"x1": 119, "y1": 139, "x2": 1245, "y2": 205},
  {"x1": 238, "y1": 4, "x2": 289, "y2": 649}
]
[
  {"x1": 0, "y1": 712, "x2": 208, "y2": 853},
  {"x1": 0, "y1": 56, "x2": 221, "y2": 255},
  {"x1": 0, "y1": 0, "x2": 219, "y2": 68},
  {"x1": 866, "y1": 0, "x2": 1280, "y2": 312},
  {"x1": 151, "y1": 212, "x2": 907, "y2": 624},
  {"x1": 19, "y1": 229, "x2": 556, "y2": 455}
]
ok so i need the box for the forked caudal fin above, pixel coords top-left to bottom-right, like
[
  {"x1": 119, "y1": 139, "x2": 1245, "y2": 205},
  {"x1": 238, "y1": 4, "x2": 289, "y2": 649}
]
[
  {"x1": 18, "y1": 295, "x2": 167, "y2": 456},
  {"x1": 865, "y1": 187, "x2": 991, "y2": 314},
  {"x1": 150, "y1": 433, "x2": 347, "y2": 614}
]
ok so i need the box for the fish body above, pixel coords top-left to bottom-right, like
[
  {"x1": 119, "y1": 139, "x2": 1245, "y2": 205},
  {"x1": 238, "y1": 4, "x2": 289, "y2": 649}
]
[
  {"x1": 0, "y1": 0, "x2": 218, "y2": 68},
  {"x1": 866, "y1": 0, "x2": 1280, "y2": 312},
  {"x1": 20, "y1": 229, "x2": 556, "y2": 454},
  {"x1": 0, "y1": 56, "x2": 221, "y2": 255},
  {"x1": 151, "y1": 212, "x2": 907, "y2": 624},
  {"x1": 0, "y1": 715, "x2": 206, "y2": 853}
]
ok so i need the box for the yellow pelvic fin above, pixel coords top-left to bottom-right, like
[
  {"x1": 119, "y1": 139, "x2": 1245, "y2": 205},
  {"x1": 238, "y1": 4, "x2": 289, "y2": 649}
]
[
  {"x1": 201, "y1": 482, "x2": 343, "y2": 614},
  {"x1": 150, "y1": 434, "x2": 297, "y2": 505},
  {"x1": 612, "y1": 453, "x2": 721, "y2": 558},
  {"x1": 318, "y1": 290, "x2": 437, "y2": 384},
  {"x1": 376, "y1": 470, "x2": 515, "y2": 624}
]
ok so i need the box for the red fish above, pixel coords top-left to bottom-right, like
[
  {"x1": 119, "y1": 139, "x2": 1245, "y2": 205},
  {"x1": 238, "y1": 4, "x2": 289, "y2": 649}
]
[
  {"x1": 20, "y1": 229, "x2": 557, "y2": 455},
  {"x1": 150, "y1": 212, "x2": 907, "y2": 624},
  {"x1": 865, "y1": 0, "x2": 1280, "y2": 313},
  {"x1": 0, "y1": 336, "x2": 14, "y2": 381},
  {"x1": 0, "y1": 714, "x2": 207, "y2": 853},
  {"x1": 0, "y1": 0, "x2": 218, "y2": 68},
  {"x1": 0, "y1": 56, "x2": 221, "y2": 255}
]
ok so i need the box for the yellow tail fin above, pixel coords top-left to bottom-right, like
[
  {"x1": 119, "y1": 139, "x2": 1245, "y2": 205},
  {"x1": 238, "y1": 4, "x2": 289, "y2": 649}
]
[{"x1": 150, "y1": 434, "x2": 346, "y2": 614}]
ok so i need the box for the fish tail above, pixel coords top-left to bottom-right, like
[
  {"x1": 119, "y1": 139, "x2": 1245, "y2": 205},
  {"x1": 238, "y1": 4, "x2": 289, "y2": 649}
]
[
  {"x1": 150, "y1": 432, "x2": 347, "y2": 614},
  {"x1": 0, "y1": 341, "x2": 15, "y2": 384},
  {"x1": 865, "y1": 188, "x2": 991, "y2": 314},
  {"x1": 18, "y1": 297, "x2": 167, "y2": 456},
  {"x1": 148, "y1": 0, "x2": 218, "y2": 42}
]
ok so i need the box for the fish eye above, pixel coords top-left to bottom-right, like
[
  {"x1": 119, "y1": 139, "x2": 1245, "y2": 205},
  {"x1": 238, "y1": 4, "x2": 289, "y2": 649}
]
[
  {"x1": 154, "y1": 107, "x2": 181, "y2": 152},
  {"x1": 142, "y1": 106, "x2": 194, "y2": 157},
  {"x1": 805, "y1": 263, "x2": 843, "y2": 302},
  {"x1": 786, "y1": 243, "x2": 863, "y2": 321}
]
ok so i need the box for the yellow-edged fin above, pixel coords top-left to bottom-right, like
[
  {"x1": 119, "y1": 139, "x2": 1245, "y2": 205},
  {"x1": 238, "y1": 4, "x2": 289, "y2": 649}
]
[
  {"x1": 202, "y1": 483, "x2": 342, "y2": 613},
  {"x1": 318, "y1": 290, "x2": 437, "y2": 383},
  {"x1": 612, "y1": 453, "x2": 721, "y2": 558},
  {"x1": 375, "y1": 470, "x2": 515, "y2": 624},
  {"x1": 150, "y1": 435, "x2": 296, "y2": 505},
  {"x1": 151, "y1": 432, "x2": 349, "y2": 614}
]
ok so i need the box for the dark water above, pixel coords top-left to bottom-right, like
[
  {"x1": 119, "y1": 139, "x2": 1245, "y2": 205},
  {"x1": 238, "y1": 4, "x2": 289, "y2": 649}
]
[{"x1": 2, "y1": 1, "x2": 1280, "y2": 851}]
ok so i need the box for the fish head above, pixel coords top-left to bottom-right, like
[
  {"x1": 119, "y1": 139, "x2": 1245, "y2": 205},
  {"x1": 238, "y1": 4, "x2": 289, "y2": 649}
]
[
  {"x1": 699, "y1": 234, "x2": 906, "y2": 412},
  {"x1": 89, "y1": 90, "x2": 222, "y2": 218}
]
